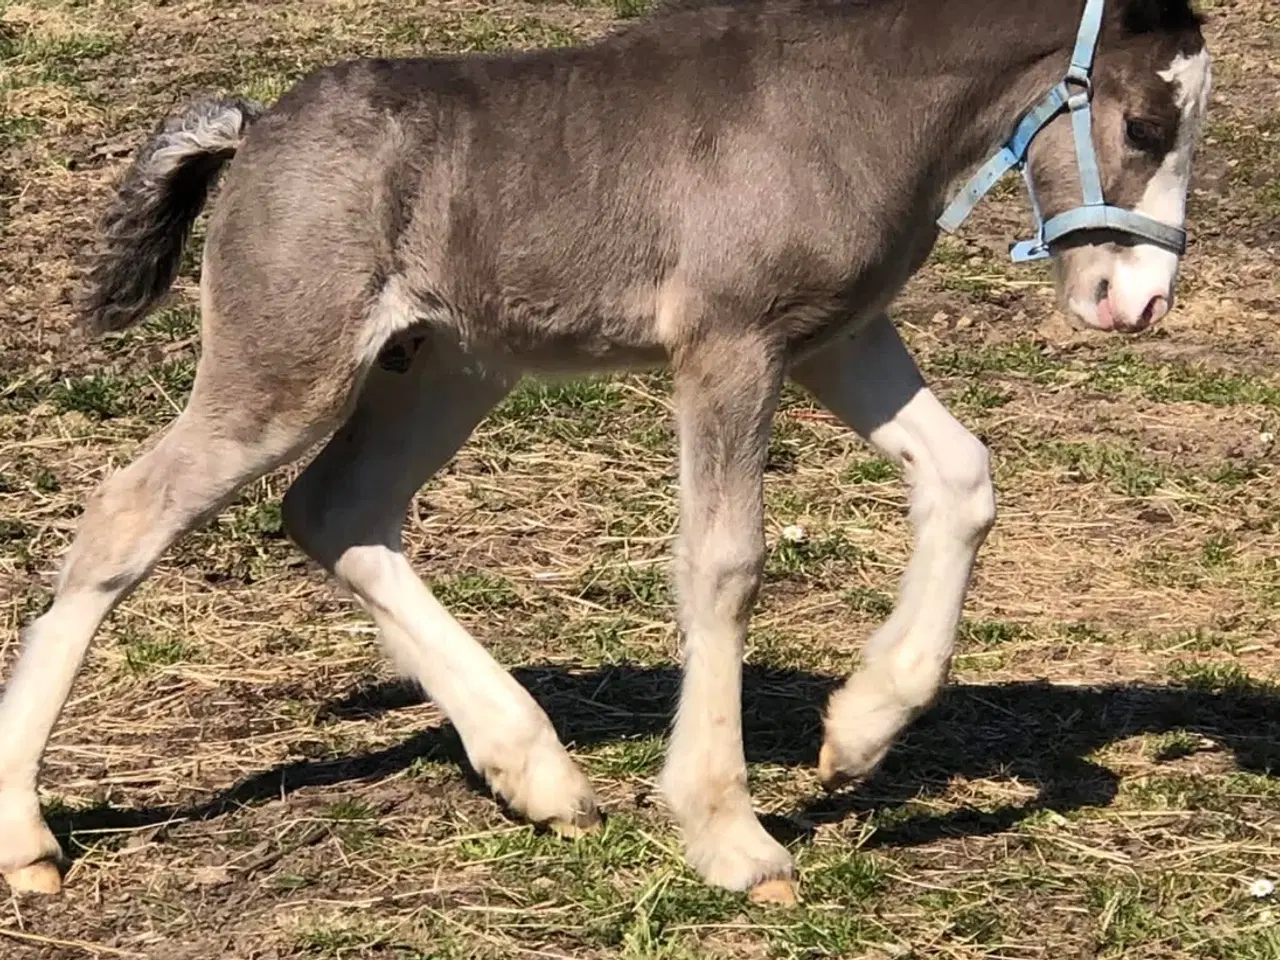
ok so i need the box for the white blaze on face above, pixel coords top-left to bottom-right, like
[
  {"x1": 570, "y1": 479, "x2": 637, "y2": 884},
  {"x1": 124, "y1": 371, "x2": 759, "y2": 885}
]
[{"x1": 1108, "y1": 46, "x2": 1213, "y2": 327}]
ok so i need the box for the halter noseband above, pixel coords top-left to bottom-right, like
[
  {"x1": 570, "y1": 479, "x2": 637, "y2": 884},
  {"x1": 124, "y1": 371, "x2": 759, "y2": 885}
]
[{"x1": 937, "y1": 0, "x2": 1188, "y2": 264}]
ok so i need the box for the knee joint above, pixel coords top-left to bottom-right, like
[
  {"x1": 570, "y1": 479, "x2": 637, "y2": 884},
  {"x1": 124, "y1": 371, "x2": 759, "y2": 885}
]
[
  {"x1": 913, "y1": 435, "x2": 995, "y2": 541},
  {"x1": 680, "y1": 536, "x2": 765, "y2": 624},
  {"x1": 956, "y1": 439, "x2": 996, "y2": 538}
]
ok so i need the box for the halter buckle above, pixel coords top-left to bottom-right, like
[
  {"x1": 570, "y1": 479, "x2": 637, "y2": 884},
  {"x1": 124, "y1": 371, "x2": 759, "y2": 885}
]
[
  {"x1": 1064, "y1": 68, "x2": 1092, "y2": 111},
  {"x1": 1065, "y1": 64, "x2": 1093, "y2": 91}
]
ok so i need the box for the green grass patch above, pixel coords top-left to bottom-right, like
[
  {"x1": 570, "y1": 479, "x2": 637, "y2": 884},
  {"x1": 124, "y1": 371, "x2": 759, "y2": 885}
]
[
  {"x1": 1165, "y1": 660, "x2": 1279, "y2": 697},
  {"x1": 323, "y1": 797, "x2": 380, "y2": 849},
  {"x1": 1039, "y1": 440, "x2": 1166, "y2": 498},
  {"x1": 557, "y1": 614, "x2": 662, "y2": 664},
  {"x1": 49, "y1": 372, "x2": 127, "y2": 419},
  {"x1": 841, "y1": 456, "x2": 898, "y2": 484},
  {"x1": 582, "y1": 735, "x2": 665, "y2": 776},
  {"x1": 432, "y1": 571, "x2": 525, "y2": 613},
  {"x1": 1087, "y1": 351, "x2": 1280, "y2": 408},
  {"x1": 925, "y1": 340, "x2": 1280, "y2": 411},
  {"x1": 767, "y1": 528, "x2": 868, "y2": 581},
  {"x1": 0, "y1": 113, "x2": 44, "y2": 149},
  {"x1": 1121, "y1": 771, "x2": 1280, "y2": 811},
  {"x1": 48, "y1": 358, "x2": 196, "y2": 421},
  {"x1": 959, "y1": 617, "x2": 1030, "y2": 647},
  {"x1": 492, "y1": 376, "x2": 634, "y2": 442},
  {"x1": 1, "y1": 24, "x2": 120, "y2": 87},
  {"x1": 1090, "y1": 880, "x2": 1160, "y2": 955},
  {"x1": 927, "y1": 339, "x2": 1059, "y2": 383},
  {"x1": 576, "y1": 563, "x2": 671, "y2": 614},
  {"x1": 612, "y1": 0, "x2": 657, "y2": 17},
  {"x1": 294, "y1": 919, "x2": 397, "y2": 957},
  {"x1": 118, "y1": 626, "x2": 196, "y2": 674},
  {"x1": 427, "y1": 14, "x2": 583, "y2": 53},
  {"x1": 842, "y1": 585, "x2": 894, "y2": 617}
]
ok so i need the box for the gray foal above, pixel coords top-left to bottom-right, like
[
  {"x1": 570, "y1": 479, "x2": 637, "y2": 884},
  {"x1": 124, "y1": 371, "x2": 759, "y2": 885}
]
[{"x1": 0, "y1": 0, "x2": 1210, "y2": 902}]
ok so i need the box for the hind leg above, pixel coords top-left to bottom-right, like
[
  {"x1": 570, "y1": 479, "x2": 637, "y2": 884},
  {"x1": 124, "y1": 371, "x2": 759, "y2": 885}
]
[
  {"x1": 282, "y1": 338, "x2": 600, "y2": 832},
  {"x1": 0, "y1": 379, "x2": 334, "y2": 893}
]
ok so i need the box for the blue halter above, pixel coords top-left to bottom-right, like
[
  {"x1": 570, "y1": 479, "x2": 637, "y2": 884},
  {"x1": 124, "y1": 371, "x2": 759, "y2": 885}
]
[{"x1": 937, "y1": 0, "x2": 1188, "y2": 264}]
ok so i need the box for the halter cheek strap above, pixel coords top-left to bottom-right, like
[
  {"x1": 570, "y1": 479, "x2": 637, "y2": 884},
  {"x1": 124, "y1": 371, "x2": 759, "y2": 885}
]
[{"x1": 937, "y1": 0, "x2": 1188, "y2": 264}]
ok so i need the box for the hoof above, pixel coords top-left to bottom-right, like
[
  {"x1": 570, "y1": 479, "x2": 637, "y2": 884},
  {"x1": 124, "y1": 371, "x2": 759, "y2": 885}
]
[
  {"x1": 748, "y1": 878, "x2": 799, "y2": 905},
  {"x1": 817, "y1": 741, "x2": 853, "y2": 791},
  {"x1": 3, "y1": 860, "x2": 63, "y2": 895}
]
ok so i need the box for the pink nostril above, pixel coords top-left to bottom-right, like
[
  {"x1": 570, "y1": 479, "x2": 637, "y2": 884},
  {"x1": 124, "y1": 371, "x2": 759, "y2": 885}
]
[{"x1": 1141, "y1": 295, "x2": 1170, "y2": 328}]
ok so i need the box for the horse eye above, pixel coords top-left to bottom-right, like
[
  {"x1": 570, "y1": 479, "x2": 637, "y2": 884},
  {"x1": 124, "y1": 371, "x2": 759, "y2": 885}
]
[{"x1": 1125, "y1": 118, "x2": 1163, "y2": 151}]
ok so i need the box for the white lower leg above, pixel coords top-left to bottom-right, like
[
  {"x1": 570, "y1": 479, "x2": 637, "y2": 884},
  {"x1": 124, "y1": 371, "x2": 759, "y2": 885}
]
[
  {"x1": 793, "y1": 317, "x2": 995, "y2": 784},
  {"x1": 0, "y1": 410, "x2": 310, "y2": 891},
  {"x1": 659, "y1": 338, "x2": 794, "y2": 899},
  {"x1": 820, "y1": 504, "x2": 988, "y2": 781},
  {"x1": 338, "y1": 544, "x2": 598, "y2": 830},
  {"x1": 283, "y1": 358, "x2": 596, "y2": 831},
  {"x1": 0, "y1": 596, "x2": 110, "y2": 890},
  {"x1": 660, "y1": 531, "x2": 794, "y2": 895}
]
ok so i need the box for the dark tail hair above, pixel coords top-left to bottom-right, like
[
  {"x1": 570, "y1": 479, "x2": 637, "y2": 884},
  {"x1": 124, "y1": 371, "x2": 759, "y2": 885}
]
[{"x1": 75, "y1": 97, "x2": 265, "y2": 335}]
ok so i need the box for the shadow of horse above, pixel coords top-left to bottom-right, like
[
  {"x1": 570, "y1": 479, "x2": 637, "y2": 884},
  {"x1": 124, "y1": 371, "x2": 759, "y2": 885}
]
[{"x1": 49, "y1": 665, "x2": 1280, "y2": 856}]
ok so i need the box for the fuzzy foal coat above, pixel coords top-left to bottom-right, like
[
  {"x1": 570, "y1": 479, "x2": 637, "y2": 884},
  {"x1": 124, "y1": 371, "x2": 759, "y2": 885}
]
[{"x1": 0, "y1": 0, "x2": 1209, "y2": 902}]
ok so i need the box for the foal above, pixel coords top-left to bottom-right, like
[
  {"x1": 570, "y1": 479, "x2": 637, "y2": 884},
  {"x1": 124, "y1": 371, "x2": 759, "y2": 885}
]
[{"x1": 0, "y1": 0, "x2": 1210, "y2": 902}]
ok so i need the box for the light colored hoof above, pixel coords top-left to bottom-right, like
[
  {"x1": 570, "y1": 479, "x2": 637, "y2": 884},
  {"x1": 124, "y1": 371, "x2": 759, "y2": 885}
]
[
  {"x1": 748, "y1": 878, "x2": 799, "y2": 905},
  {"x1": 3, "y1": 860, "x2": 63, "y2": 895},
  {"x1": 817, "y1": 741, "x2": 851, "y2": 791}
]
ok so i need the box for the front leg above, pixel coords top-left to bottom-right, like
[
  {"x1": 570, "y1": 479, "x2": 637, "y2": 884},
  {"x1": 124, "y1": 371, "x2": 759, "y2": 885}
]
[
  {"x1": 659, "y1": 333, "x2": 797, "y2": 903},
  {"x1": 791, "y1": 313, "x2": 996, "y2": 786}
]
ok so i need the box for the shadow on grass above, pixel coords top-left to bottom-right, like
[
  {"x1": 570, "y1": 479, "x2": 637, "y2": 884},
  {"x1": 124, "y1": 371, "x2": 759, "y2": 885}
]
[{"x1": 47, "y1": 665, "x2": 1280, "y2": 859}]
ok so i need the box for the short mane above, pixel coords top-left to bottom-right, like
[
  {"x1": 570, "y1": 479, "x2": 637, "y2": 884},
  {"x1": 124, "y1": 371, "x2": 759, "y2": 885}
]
[
  {"x1": 1121, "y1": 0, "x2": 1205, "y2": 34},
  {"x1": 648, "y1": 0, "x2": 1205, "y2": 33}
]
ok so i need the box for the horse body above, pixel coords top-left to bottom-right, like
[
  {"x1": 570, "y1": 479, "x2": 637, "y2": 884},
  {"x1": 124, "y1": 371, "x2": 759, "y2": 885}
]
[{"x1": 0, "y1": 0, "x2": 1210, "y2": 902}]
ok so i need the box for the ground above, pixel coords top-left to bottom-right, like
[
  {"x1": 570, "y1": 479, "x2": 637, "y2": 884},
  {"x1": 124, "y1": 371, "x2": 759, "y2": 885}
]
[{"x1": 1, "y1": 0, "x2": 1278, "y2": 956}]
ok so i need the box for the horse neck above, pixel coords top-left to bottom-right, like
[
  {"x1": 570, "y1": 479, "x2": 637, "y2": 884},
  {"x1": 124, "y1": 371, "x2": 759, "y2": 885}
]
[
  {"x1": 914, "y1": 0, "x2": 1085, "y2": 187},
  {"x1": 754, "y1": 0, "x2": 1087, "y2": 196}
]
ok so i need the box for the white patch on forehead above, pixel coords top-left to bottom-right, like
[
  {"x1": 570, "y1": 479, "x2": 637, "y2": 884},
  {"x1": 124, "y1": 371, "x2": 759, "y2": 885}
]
[
  {"x1": 1130, "y1": 47, "x2": 1212, "y2": 231},
  {"x1": 1161, "y1": 46, "x2": 1213, "y2": 117},
  {"x1": 1114, "y1": 47, "x2": 1212, "y2": 319}
]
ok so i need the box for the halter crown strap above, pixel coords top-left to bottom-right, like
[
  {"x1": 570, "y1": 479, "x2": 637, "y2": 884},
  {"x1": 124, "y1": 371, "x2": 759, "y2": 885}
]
[
  {"x1": 1069, "y1": 0, "x2": 1105, "y2": 77},
  {"x1": 937, "y1": 0, "x2": 1188, "y2": 264}
]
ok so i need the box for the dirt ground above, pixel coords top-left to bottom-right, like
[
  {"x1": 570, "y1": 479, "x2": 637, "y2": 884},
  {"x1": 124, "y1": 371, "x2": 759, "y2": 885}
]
[{"x1": 1, "y1": 0, "x2": 1278, "y2": 957}]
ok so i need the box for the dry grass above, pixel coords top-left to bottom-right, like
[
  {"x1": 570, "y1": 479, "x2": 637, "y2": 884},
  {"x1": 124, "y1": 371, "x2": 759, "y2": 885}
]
[{"x1": 2, "y1": 0, "x2": 1280, "y2": 956}]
